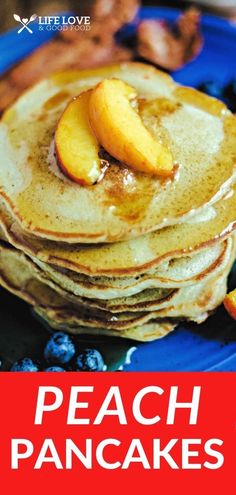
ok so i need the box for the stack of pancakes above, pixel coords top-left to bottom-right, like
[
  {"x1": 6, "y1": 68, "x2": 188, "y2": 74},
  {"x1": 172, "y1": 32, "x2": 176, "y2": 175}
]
[{"x1": 0, "y1": 63, "x2": 235, "y2": 341}]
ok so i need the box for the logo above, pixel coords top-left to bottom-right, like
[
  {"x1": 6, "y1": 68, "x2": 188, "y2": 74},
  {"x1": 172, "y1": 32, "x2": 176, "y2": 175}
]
[
  {"x1": 13, "y1": 14, "x2": 37, "y2": 34},
  {"x1": 13, "y1": 13, "x2": 91, "y2": 34},
  {"x1": 38, "y1": 15, "x2": 91, "y2": 32}
]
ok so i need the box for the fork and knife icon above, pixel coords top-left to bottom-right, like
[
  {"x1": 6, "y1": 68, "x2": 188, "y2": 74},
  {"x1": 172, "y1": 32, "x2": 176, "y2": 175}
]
[{"x1": 13, "y1": 14, "x2": 37, "y2": 34}]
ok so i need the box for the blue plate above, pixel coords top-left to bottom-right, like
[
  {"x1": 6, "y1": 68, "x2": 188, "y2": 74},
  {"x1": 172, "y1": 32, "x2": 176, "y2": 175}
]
[{"x1": 0, "y1": 8, "x2": 236, "y2": 371}]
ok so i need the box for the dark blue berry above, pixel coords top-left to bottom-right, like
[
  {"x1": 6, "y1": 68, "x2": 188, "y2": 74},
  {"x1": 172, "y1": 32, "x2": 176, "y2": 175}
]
[
  {"x1": 11, "y1": 358, "x2": 39, "y2": 372},
  {"x1": 75, "y1": 348, "x2": 105, "y2": 371},
  {"x1": 44, "y1": 366, "x2": 66, "y2": 372},
  {"x1": 44, "y1": 332, "x2": 75, "y2": 364}
]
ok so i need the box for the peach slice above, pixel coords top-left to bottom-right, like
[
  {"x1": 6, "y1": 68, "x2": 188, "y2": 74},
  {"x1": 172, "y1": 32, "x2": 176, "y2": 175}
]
[
  {"x1": 55, "y1": 91, "x2": 101, "y2": 186},
  {"x1": 89, "y1": 79, "x2": 173, "y2": 177},
  {"x1": 224, "y1": 288, "x2": 236, "y2": 320}
]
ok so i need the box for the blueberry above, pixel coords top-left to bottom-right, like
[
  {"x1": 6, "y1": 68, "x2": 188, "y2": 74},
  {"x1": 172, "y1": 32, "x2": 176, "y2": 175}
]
[
  {"x1": 198, "y1": 81, "x2": 224, "y2": 100},
  {"x1": 44, "y1": 366, "x2": 66, "y2": 372},
  {"x1": 75, "y1": 348, "x2": 105, "y2": 371},
  {"x1": 10, "y1": 358, "x2": 39, "y2": 372},
  {"x1": 44, "y1": 332, "x2": 75, "y2": 364}
]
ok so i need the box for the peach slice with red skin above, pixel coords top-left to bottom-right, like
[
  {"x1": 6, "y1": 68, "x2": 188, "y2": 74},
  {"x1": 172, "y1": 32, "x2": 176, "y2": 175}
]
[
  {"x1": 89, "y1": 78, "x2": 173, "y2": 177},
  {"x1": 55, "y1": 90, "x2": 101, "y2": 186},
  {"x1": 224, "y1": 288, "x2": 236, "y2": 320},
  {"x1": 55, "y1": 79, "x2": 174, "y2": 186}
]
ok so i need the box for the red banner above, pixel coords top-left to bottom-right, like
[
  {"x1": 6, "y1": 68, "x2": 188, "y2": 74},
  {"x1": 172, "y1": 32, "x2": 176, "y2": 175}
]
[{"x1": 0, "y1": 372, "x2": 235, "y2": 493}]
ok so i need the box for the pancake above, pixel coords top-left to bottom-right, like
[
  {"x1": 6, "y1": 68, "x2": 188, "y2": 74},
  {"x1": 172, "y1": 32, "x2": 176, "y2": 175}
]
[
  {"x1": 35, "y1": 315, "x2": 176, "y2": 342},
  {"x1": 0, "y1": 240, "x2": 178, "y2": 311},
  {"x1": 0, "y1": 223, "x2": 6, "y2": 241},
  {"x1": 34, "y1": 257, "x2": 233, "y2": 336},
  {"x1": 0, "y1": 242, "x2": 67, "y2": 308},
  {"x1": 33, "y1": 247, "x2": 234, "y2": 330},
  {"x1": 35, "y1": 273, "x2": 227, "y2": 329},
  {"x1": 0, "y1": 240, "x2": 234, "y2": 334},
  {"x1": 1, "y1": 63, "x2": 236, "y2": 244},
  {"x1": 31, "y1": 238, "x2": 232, "y2": 300},
  {"x1": 0, "y1": 241, "x2": 209, "y2": 340},
  {"x1": 0, "y1": 186, "x2": 235, "y2": 278},
  {"x1": 0, "y1": 242, "x2": 177, "y2": 332}
]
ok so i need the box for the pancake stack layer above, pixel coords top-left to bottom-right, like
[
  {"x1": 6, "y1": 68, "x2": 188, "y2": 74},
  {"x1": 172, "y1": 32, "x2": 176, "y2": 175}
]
[{"x1": 0, "y1": 63, "x2": 235, "y2": 341}]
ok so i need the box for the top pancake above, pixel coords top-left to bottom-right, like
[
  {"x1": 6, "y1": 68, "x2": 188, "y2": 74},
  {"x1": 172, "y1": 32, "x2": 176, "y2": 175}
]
[{"x1": 0, "y1": 63, "x2": 236, "y2": 243}]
